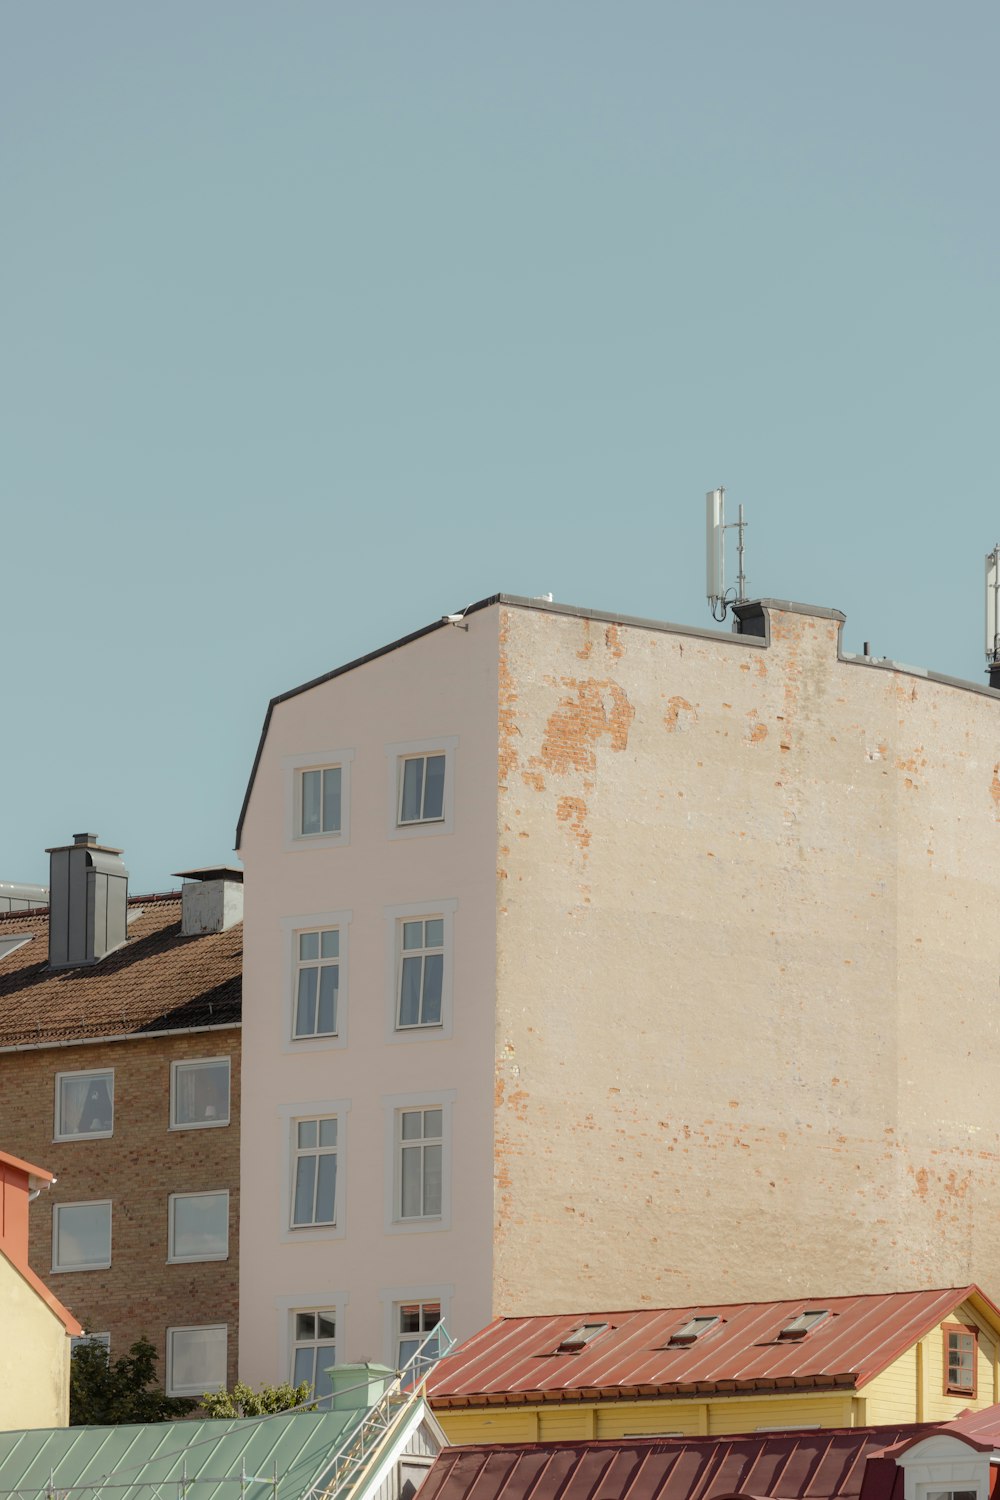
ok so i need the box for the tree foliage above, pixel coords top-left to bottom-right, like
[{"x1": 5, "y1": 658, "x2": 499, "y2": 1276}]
[
  {"x1": 70, "y1": 1337, "x2": 197, "y2": 1426},
  {"x1": 200, "y1": 1381, "x2": 313, "y2": 1418}
]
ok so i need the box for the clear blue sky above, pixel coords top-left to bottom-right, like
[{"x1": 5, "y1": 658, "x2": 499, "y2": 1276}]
[{"x1": 4, "y1": 2, "x2": 998, "y2": 892}]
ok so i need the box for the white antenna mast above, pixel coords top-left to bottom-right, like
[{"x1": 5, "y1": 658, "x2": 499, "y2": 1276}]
[
  {"x1": 986, "y1": 545, "x2": 1000, "y2": 668},
  {"x1": 705, "y1": 487, "x2": 749, "y2": 623}
]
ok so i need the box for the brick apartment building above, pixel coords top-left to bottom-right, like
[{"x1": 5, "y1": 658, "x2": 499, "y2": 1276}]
[{"x1": 0, "y1": 834, "x2": 242, "y2": 1400}]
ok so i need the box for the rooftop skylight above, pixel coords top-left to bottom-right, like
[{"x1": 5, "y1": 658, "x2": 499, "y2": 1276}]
[
  {"x1": 556, "y1": 1323, "x2": 609, "y2": 1353},
  {"x1": 778, "y1": 1309, "x2": 830, "y2": 1340},
  {"x1": 668, "y1": 1315, "x2": 721, "y2": 1347}
]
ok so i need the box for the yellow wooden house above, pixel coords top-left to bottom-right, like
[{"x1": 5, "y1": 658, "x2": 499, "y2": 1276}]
[{"x1": 426, "y1": 1287, "x2": 1000, "y2": 1444}]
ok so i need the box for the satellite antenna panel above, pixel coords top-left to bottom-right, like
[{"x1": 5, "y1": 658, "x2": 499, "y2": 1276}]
[
  {"x1": 706, "y1": 488, "x2": 725, "y2": 604},
  {"x1": 987, "y1": 548, "x2": 999, "y2": 661}
]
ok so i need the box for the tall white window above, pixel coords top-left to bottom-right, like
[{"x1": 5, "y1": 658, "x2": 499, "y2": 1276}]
[
  {"x1": 168, "y1": 1191, "x2": 229, "y2": 1263},
  {"x1": 170, "y1": 1058, "x2": 230, "y2": 1129},
  {"x1": 398, "y1": 754, "x2": 446, "y2": 825},
  {"x1": 71, "y1": 1332, "x2": 110, "y2": 1357},
  {"x1": 52, "y1": 1201, "x2": 112, "y2": 1272},
  {"x1": 55, "y1": 1070, "x2": 114, "y2": 1140},
  {"x1": 397, "y1": 1109, "x2": 442, "y2": 1220},
  {"x1": 299, "y1": 766, "x2": 342, "y2": 837},
  {"x1": 294, "y1": 929, "x2": 340, "y2": 1039},
  {"x1": 166, "y1": 1325, "x2": 227, "y2": 1397},
  {"x1": 396, "y1": 1300, "x2": 442, "y2": 1368},
  {"x1": 291, "y1": 1118, "x2": 338, "y2": 1228},
  {"x1": 291, "y1": 1310, "x2": 337, "y2": 1401},
  {"x1": 396, "y1": 920, "x2": 443, "y2": 1029}
]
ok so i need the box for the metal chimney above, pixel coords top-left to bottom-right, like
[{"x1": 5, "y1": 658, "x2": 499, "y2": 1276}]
[{"x1": 46, "y1": 833, "x2": 129, "y2": 968}]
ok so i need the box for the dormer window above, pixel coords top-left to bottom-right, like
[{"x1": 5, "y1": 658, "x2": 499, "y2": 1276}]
[
  {"x1": 943, "y1": 1323, "x2": 978, "y2": 1396},
  {"x1": 557, "y1": 1323, "x2": 608, "y2": 1352},
  {"x1": 669, "y1": 1315, "x2": 720, "y2": 1346},
  {"x1": 778, "y1": 1309, "x2": 829, "y2": 1340}
]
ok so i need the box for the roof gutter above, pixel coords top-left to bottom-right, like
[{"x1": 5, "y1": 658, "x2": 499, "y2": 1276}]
[
  {"x1": 431, "y1": 1375, "x2": 860, "y2": 1410},
  {"x1": 0, "y1": 1021, "x2": 240, "y2": 1055}
]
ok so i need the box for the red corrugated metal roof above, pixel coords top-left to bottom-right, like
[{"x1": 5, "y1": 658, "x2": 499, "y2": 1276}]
[
  {"x1": 417, "y1": 1429, "x2": 916, "y2": 1500},
  {"x1": 428, "y1": 1289, "x2": 1000, "y2": 1406}
]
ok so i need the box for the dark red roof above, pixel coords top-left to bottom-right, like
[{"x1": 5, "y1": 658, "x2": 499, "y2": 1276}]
[
  {"x1": 0, "y1": 899, "x2": 241, "y2": 1047},
  {"x1": 428, "y1": 1289, "x2": 999, "y2": 1407},
  {"x1": 417, "y1": 1429, "x2": 915, "y2": 1500}
]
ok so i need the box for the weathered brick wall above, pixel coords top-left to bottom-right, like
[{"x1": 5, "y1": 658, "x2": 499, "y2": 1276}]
[
  {"x1": 494, "y1": 602, "x2": 1000, "y2": 1312},
  {"x1": 0, "y1": 1028, "x2": 240, "y2": 1393}
]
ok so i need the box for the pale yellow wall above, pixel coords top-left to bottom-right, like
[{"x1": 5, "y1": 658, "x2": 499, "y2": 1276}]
[
  {"x1": 494, "y1": 602, "x2": 1000, "y2": 1311},
  {"x1": 438, "y1": 1392, "x2": 857, "y2": 1446},
  {"x1": 0, "y1": 1257, "x2": 70, "y2": 1428}
]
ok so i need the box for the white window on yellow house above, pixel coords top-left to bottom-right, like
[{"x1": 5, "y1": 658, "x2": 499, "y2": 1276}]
[{"x1": 943, "y1": 1323, "x2": 978, "y2": 1396}]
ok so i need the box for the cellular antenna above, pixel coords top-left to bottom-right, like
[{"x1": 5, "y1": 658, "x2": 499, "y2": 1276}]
[
  {"x1": 986, "y1": 545, "x2": 1000, "y2": 671},
  {"x1": 705, "y1": 487, "x2": 748, "y2": 623}
]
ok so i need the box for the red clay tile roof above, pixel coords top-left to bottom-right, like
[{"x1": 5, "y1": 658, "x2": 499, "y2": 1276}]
[
  {"x1": 0, "y1": 898, "x2": 241, "y2": 1047},
  {"x1": 427, "y1": 1289, "x2": 1000, "y2": 1407},
  {"x1": 417, "y1": 1429, "x2": 917, "y2": 1500}
]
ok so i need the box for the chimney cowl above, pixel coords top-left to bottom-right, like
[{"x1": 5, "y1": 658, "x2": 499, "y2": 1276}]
[{"x1": 46, "y1": 834, "x2": 129, "y2": 969}]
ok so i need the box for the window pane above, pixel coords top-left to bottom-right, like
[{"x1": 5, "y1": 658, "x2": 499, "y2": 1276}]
[
  {"x1": 317, "y1": 965, "x2": 338, "y2": 1034},
  {"x1": 402, "y1": 921, "x2": 423, "y2": 950},
  {"x1": 171, "y1": 1327, "x2": 226, "y2": 1394},
  {"x1": 293, "y1": 1346, "x2": 314, "y2": 1388},
  {"x1": 320, "y1": 929, "x2": 339, "y2": 959},
  {"x1": 423, "y1": 756, "x2": 445, "y2": 819},
  {"x1": 173, "y1": 1061, "x2": 229, "y2": 1127},
  {"x1": 315, "y1": 1153, "x2": 337, "y2": 1223},
  {"x1": 400, "y1": 759, "x2": 423, "y2": 822},
  {"x1": 298, "y1": 1119, "x2": 317, "y2": 1149},
  {"x1": 398, "y1": 1336, "x2": 422, "y2": 1367},
  {"x1": 300, "y1": 931, "x2": 319, "y2": 961},
  {"x1": 301, "y1": 771, "x2": 322, "y2": 835},
  {"x1": 58, "y1": 1073, "x2": 113, "y2": 1137},
  {"x1": 425, "y1": 1109, "x2": 442, "y2": 1138},
  {"x1": 425, "y1": 919, "x2": 444, "y2": 948},
  {"x1": 315, "y1": 1357, "x2": 335, "y2": 1399},
  {"x1": 296, "y1": 1313, "x2": 317, "y2": 1341},
  {"x1": 399, "y1": 956, "x2": 422, "y2": 1026},
  {"x1": 401, "y1": 1110, "x2": 422, "y2": 1141},
  {"x1": 422, "y1": 953, "x2": 443, "y2": 1024},
  {"x1": 318, "y1": 1118, "x2": 337, "y2": 1147},
  {"x1": 295, "y1": 967, "x2": 318, "y2": 1036},
  {"x1": 57, "y1": 1203, "x2": 111, "y2": 1268},
  {"x1": 400, "y1": 1305, "x2": 423, "y2": 1334},
  {"x1": 317, "y1": 1313, "x2": 336, "y2": 1339},
  {"x1": 401, "y1": 1147, "x2": 421, "y2": 1217},
  {"x1": 173, "y1": 1194, "x2": 227, "y2": 1259},
  {"x1": 322, "y1": 768, "x2": 341, "y2": 832},
  {"x1": 423, "y1": 1144, "x2": 443, "y2": 1215},
  {"x1": 293, "y1": 1156, "x2": 316, "y2": 1225}
]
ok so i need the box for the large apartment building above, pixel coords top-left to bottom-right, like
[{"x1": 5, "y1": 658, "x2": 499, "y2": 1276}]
[
  {"x1": 0, "y1": 835, "x2": 243, "y2": 1400},
  {"x1": 236, "y1": 593, "x2": 1000, "y2": 1389}
]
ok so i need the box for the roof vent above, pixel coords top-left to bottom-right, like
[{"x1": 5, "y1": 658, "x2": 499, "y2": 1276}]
[
  {"x1": 778, "y1": 1310, "x2": 830, "y2": 1340},
  {"x1": 172, "y1": 866, "x2": 244, "y2": 936},
  {"x1": 46, "y1": 834, "x2": 128, "y2": 969},
  {"x1": 556, "y1": 1323, "x2": 609, "y2": 1353},
  {"x1": 668, "y1": 1315, "x2": 721, "y2": 1347}
]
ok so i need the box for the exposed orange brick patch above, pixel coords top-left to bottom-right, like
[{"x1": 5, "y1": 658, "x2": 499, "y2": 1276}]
[
  {"x1": 664, "y1": 696, "x2": 697, "y2": 733},
  {"x1": 576, "y1": 621, "x2": 594, "y2": 660},
  {"x1": 540, "y1": 678, "x2": 635, "y2": 776},
  {"x1": 992, "y1": 763, "x2": 1000, "y2": 815},
  {"x1": 521, "y1": 768, "x2": 545, "y2": 792},
  {"x1": 744, "y1": 710, "x2": 768, "y2": 745},
  {"x1": 498, "y1": 612, "x2": 520, "y2": 789},
  {"x1": 605, "y1": 624, "x2": 625, "y2": 660},
  {"x1": 556, "y1": 795, "x2": 591, "y2": 851}
]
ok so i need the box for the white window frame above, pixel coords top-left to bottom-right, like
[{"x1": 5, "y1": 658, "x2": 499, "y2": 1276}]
[
  {"x1": 386, "y1": 736, "x2": 457, "y2": 841},
  {"x1": 282, "y1": 911, "x2": 351, "y2": 1052},
  {"x1": 894, "y1": 1434, "x2": 991, "y2": 1500},
  {"x1": 380, "y1": 1285, "x2": 453, "y2": 1370},
  {"x1": 165, "y1": 1323, "x2": 228, "y2": 1398},
  {"x1": 277, "y1": 1101, "x2": 350, "y2": 1242},
  {"x1": 284, "y1": 749, "x2": 354, "y2": 851},
  {"x1": 383, "y1": 1091, "x2": 455, "y2": 1235},
  {"x1": 170, "y1": 1057, "x2": 231, "y2": 1131},
  {"x1": 384, "y1": 900, "x2": 456, "y2": 1043},
  {"x1": 52, "y1": 1200, "x2": 112, "y2": 1273},
  {"x1": 167, "y1": 1190, "x2": 230, "y2": 1264},
  {"x1": 275, "y1": 1291, "x2": 349, "y2": 1392},
  {"x1": 54, "y1": 1068, "x2": 115, "y2": 1142}
]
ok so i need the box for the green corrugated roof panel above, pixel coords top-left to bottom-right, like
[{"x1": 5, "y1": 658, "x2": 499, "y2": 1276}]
[{"x1": 0, "y1": 1410, "x2": 365, "y2": 1500}]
